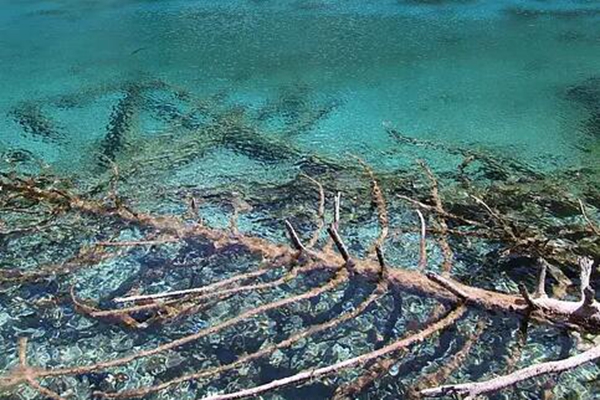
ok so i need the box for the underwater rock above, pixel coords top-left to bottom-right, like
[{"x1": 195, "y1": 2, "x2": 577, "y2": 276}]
[{"x1": 269, "y1": 349, "x2": 286, "y2": 368}]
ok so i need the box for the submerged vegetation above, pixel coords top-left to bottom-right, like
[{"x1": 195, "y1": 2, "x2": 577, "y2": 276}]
[{"x1": 0, "y1": 77, "x2": 599, "y2": 400}]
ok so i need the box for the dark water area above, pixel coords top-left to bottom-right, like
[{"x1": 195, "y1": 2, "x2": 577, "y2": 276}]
[{"x1": 1, "y1": 1, "x2": 600, "y2": 399}]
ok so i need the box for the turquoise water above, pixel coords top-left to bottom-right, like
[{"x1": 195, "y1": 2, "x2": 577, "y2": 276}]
[
  {"x1": 1, "y1": 0, "x2": 600, "y2": 173},
  {"x1": 1, "y1": 1, "x2": 600, "y2": 400}
]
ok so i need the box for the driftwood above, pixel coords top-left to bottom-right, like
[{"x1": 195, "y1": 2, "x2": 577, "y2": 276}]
[{"x1": 421, "y1": 341, "x2": 600, "y2": 399}]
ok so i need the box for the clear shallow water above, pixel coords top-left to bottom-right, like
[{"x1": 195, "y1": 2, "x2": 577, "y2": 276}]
[
  {"x1": 1, "y1": 1, "x2": 600, "y2": 400},
  {"x1": 1, "y1": 0, "x2": 600, "y2": 174}
]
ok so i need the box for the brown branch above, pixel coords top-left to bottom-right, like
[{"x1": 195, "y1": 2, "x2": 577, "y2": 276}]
[
  {"x1": 301, "y1": 174, "x2": 325, "y2": 248},
  {"x1": 334, "y1": 192, "x2": 341, "y2": 228},
  {"x1": 71, "y1": 286, "x2": 146, "y2": 329},
  {"x1": 285, "y1": 219, "x2": 307, "y2": 252},
  {"x1": 418, "y1": 160, "x2": 454, "y2": 274},
  {"x1": 579, "y1": 199, "x2": 600, "y2": 235},
  {"x1": 333, "y1": 304, "x2": 450, "y2": 400},
  {"x1": 0, "y1": 244, "x2": 114, "y2": 285},
  {"x1": 191, "y1": 305, "x2": 466, "y2": 400},
  {"x1": 3, "y1": 171, "x2": 600, "y2": 400},
  {"x1": 4, "y1": 177, "x2": 600, "y2": 331},
  {"x1": 355, "y1": 157, "x2": 389, "y2": 253},
  {"x1": 408, "y1": 319, "x2": 487, "y2": 399}
]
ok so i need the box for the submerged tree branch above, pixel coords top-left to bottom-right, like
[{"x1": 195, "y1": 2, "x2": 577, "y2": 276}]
[
  {"x1": 421, "y1": 344, "x2": 600, "y2": 399},
  {"x1": 197, "y1": 306, "x2": 466, "y2": 400}
]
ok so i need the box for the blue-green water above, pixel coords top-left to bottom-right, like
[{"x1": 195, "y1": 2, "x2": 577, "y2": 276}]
[
  {"x1": 1, "y1": 1, "x2": 600, "y2": 400},
  {"x1": 1, "y1": 0, "x2": 600, "y2": 173}
]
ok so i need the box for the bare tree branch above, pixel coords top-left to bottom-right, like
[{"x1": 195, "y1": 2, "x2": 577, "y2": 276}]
[
  {"x1": 301, "y1": 174, "x2": 326, "y2": 248},
  {"x1": 416, "y1": 209, "x2": 427, "y2": 271},
  {"x1": 194, "y1": 306, "x2": 466, "y2": 400},
  {"x1": 421, "y1": 344, "x2": 600, "y2": 399}
]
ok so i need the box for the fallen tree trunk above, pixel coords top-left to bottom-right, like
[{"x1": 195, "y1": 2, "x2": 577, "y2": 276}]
[{"x1": 2, "y1": 176, "x2": 598, "y2": 332}]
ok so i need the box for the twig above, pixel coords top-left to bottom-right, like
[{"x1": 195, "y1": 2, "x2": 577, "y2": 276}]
[
  {"x1": 470, "y1": 194, "x2": 517, "y2": 241},
  {"x1": 301, "y1": 174, "x2": 325, "y2": 248},
  {"x1": 518, "y1": 283, "x2": 538, "y2": 311},
  {"x1": 396, "y1": 195, "x2": 483, "y2": 228},
  {"x1": 418, "y1": 160, "x2": 454, "y2": 275},
  {"x1": 82, "y1": 267, "x2": 304, "y2": 319},
  {"x1": 334, "y1": 192, "x2": 342, "y2": 229},
  {"x1": 579, "y1": 199, "x2": 600, "y2": 235},
  {"x1": 375, "y1": 245, "x2": 387, "y2": 280},
  {"x1": 285, "y1": 220, "x2": 307, "y2": 252},
  {"x1": 324, "y1": 192, "x2": 343, "y2": 253},
  {"x1": 17, "y1": 338, "x2": 66, "y2": 400},
  {"x1": 333, "y1": 304, "x2": 450, "y2": 400},
  {"x1": 535, "y1": 258, "x2": 549, "y2": 298},
  {"x1": 96, "y1": 238, "x2": 179, "y2": 247},
  {"x1": 409, "y1": 319, "x2": 487, "y2": 399},
  {"x1": 327, "y1": 224, "x2": 351, "y2": 264},
  {"x1": 115, "y1": 263, "x2": 281, "y2": 303},
  {"x1": 355, "y1": 157, "x2": 389, "y2": 253},
  {"x1": 416, "y1": 209, "x2": 427, "y2": 271}
]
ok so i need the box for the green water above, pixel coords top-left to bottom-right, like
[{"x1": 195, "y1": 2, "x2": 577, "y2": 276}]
[{"x1": 1, "y1": 1, "x2": 600, "y2": 399}]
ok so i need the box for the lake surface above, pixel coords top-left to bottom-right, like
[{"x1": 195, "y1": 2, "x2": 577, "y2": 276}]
[
  {"x1": 1, "y1": 0, "x2": 600, "y2": 173},
  {"x1": 1, "y1": 1, "x2": 600, "y2": 400}
]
